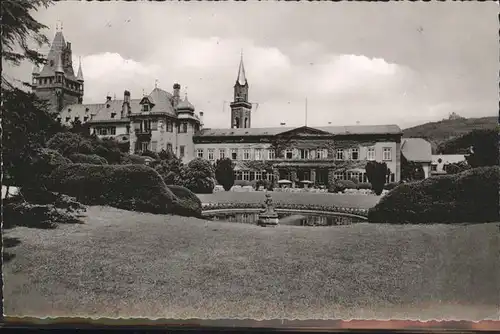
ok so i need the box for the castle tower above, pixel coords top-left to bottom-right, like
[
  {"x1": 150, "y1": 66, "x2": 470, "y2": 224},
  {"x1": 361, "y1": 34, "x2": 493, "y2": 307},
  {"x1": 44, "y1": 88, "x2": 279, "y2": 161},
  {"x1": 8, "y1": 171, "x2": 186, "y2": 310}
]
[
  {"x1": 32, "y1": 27, "x2": 84, "y2": 113},
  {"x1": 230, "y1": 53, "x2": 252, "y2": 128}
]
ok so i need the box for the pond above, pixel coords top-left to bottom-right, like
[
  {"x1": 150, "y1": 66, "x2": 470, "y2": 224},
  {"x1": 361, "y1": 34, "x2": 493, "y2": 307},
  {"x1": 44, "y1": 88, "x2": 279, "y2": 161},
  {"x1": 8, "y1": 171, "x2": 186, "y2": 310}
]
[{"x1": 202, "y1": 210, "x2": 366, "y2": 227}]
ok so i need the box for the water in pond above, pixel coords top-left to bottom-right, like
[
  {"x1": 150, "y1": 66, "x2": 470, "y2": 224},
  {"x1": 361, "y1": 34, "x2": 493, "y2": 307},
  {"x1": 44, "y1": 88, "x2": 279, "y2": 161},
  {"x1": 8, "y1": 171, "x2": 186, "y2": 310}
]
[{"x1": 203, "y1": 210, "x2": 365, "y2": 226}]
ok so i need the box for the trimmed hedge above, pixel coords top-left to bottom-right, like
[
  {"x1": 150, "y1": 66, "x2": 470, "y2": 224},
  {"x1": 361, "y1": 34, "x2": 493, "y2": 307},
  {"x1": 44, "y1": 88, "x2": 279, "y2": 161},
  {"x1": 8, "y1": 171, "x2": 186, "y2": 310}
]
[
  {"x1": 48, "y1": 163, "x2": 176, "y2": 214},
  {"x1": 120, "y1": 154, "x2": 147, "y2": 165},
  {"x1": 168, "y1": 185, "x2": 202, "y2": 218},
  {"x1": 69, "y1": 153, "x2": 108, "y2": 165},
  {"x1": 383, "y1": 182, "x2": 399, "y2": 191},
  {"x1": 368, "y1": 166, "x2": 500, "y2": 224}
]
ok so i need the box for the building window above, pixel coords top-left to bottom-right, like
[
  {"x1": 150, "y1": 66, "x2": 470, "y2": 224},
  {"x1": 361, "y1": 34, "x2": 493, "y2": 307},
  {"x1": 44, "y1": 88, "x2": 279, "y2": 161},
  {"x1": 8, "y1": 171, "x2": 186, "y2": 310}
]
[
  {"x1": 208, "y1": 149, "x2": 215, "y2": 161},
  {"x1": 367, "y1": 147, "x2": 375, "y2": 161},
  {"x1": 231, "y1": 149, "x2": 238, "y2": 160},
  {"x1": 74, "y1": 116, "x2": 79, "y2": 122},
  {"x1": 336, "y1": 149, "x2": 344, "y2": 160},
  {"x1": 255, "y1": 171, "x2": 262, "y2": 180},
  {"x1": 96, "y1": 126, "x2": 116, "y2": 136},
  {"x1": 179, "y1": 146, "x2": 185, "y2": 158},
  {"x1": 242, "y1": 171, "x2": 250, "y2": 181},
  {"x1": 151, "y1": 120, "x2": 158, "y2": 131},
  {"x1": 143, "y1": 104, "x2": 150, "y2": 112},
  {"x1": 334, "y1": 172, "x2": 345, "y2": 180},
  {"x1": 285, "y1": 149, "x2": 293, "y2": 159},
  {"x1": 255, "y1": 149, "x2": 262, "y2": 160},
  {"x1": 197, "y1": 149, "x2": 204, "y2": 158},
  {"x1": 167, "y1": 143, "x2": 173, "y2": 152},
  {"x1": 219, "y1": 149, "x2": 226, "y2": 159},
  {"x1": 141, "y1": 142, "x2": 149, "y2": 152},
  {"x1": 167, "y1": 120, "x2": 173, "y2": 132},
  {"x1": 111, "y1": 113, "x2": 116, "y2": 119},
  {"x1": 350, "y1": 148, "x2": 359, "y2": 160},
  {"x1": 66, "y1": 117, "x2": 71, "y2": 123},
  {"x1": 243, "y1": 149, "x2": 251, "y2": 160},
  {"x1": 431, "y1": 164, "x2": 437, "y2": 172},
  {"x1": 235, "y1": 171, "x2": 243, "y2": 180},
  {"x1": 268, "y1": 149, "x2": 276, "y2": 160},
  {"x1": 180, "y1": 122, "x2": 188, "y2": 133},
  {"x1": 300, "y1": 149, "x2": 310, "y2": 160},
  {"x1": 316, "y1": 149, "x2": 327, "y2": 159},
  {"x1": 383, "y1": 147, "x2": 392, "y2": 161},
  {"x1": 126, "y1": 125, "x2": 130, "y2": 134}
]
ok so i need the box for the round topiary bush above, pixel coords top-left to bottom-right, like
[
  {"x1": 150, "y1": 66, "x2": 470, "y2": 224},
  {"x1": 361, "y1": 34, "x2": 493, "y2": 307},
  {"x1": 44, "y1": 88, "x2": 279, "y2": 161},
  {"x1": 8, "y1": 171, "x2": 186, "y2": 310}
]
[
  {"x1": 368, "y1": 166, "x2": 500, "y2": 224},
  {"x1": 48, "y1": 163, "x2": 176, "y2": 214},
  {"x1": 69, "y1": 153, "x2": 108, "y2": 165},
  {"x1": 167, "y1": 185, "x2": 202, "y2": 218}
]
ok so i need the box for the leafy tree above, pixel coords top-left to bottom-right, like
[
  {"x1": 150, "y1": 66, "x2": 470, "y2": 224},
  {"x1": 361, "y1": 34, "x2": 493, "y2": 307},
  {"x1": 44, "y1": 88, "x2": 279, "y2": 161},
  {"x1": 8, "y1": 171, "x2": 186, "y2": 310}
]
[
  {"x1": 46, "y1": 132, "x2": 94, "y2": 156},
  {"x1": 2, "y1": 0, "x2": 52, "y2": 87},
  {"x1": 182, "y1": 158, "x2": 215, "y2": 194},
  {"x1": 401, "y1": 153, "x2": 425, "y2": 181},
  {"x1": 445, "y1": 161, "x2": 471, "y2": 175},
  {"x1": 3, "y1": 88, "x2": 63, "y2": 187},
  {"x1": 365, "y1": 161, "x2": 388, "y2": 195},
  {"x1": 465, "y1": 129, "x2": 499, "y2": 167},
  {"x1": 215, "y1": 158, "x2": 235, "y2": 191},
  {"x1": 154, "y1": 152, "x2": 185, "y2": 185}
]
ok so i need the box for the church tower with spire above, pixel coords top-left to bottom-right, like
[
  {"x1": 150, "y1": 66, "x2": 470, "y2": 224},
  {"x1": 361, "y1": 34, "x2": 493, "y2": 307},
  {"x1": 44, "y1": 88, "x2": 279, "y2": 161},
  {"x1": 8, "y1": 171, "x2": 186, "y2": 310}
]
[
  {"x1": 230, "y1": 53, "x2": 252, "y2": 128},
  {"x1": 32, "y1": 25, "x2": 84, "y2": 113}
]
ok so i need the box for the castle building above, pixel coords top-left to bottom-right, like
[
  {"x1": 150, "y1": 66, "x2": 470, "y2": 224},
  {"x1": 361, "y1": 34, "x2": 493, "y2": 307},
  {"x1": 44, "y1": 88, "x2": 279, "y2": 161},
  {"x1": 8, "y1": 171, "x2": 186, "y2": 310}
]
[
  {"x1": 38, "y1": 30, "x2": 403, "y2": 187},
  {"x1": 32, "y1": 30, "x2": 84, "y2": 113}
]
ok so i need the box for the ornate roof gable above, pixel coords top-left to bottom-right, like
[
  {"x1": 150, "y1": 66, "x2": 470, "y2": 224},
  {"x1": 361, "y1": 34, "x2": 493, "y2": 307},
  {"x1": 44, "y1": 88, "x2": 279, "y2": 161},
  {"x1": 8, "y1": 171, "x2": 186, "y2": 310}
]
[{"x1": 277, "y1": 126, "x2": 333, "y2": 138}]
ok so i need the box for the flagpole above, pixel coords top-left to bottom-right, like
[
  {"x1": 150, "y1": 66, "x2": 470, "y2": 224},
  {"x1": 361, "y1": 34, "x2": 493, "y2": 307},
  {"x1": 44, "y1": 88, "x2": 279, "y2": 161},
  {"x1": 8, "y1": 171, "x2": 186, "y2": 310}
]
[{"x1": 305, "y1": 98, "x2": 308, "y2": 127}]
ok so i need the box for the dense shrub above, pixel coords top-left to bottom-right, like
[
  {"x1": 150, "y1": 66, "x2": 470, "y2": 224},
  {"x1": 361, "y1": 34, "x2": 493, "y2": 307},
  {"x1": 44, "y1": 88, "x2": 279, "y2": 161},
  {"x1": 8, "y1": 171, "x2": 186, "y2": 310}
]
[
  {"x1": 234, "y1": 180, "x2": 253, "y2": 187},
  {"x1": 167, "y1": 185, "x2": 202, "y2": 218},
  {"x1": 383, "y1": 182, "x2": 400, "y2": 191},
  {"x1": 329, "y1": 179, "x2": 357, "y2": 193},
  {"x1": 47, "y1": 132, "x2": 94, "y2": 156},
  {"x1": 215, "y1": 158, "x2": 235, "y2": 191},
  {"x1": 21, "y1": 148, "x2": 71, "y2": 189},
  {"x1": 155, "y1": 155, "x2": 184, "y2": 185},
  {"x1": 141, "y1": 150, "x2": 159, "y2": 160},
  {"x1": 368, "y1": 166, "x2": 500, "y2": 224},
  {"x1": 365, "y1": 161, "x2": 388, "y2": 195},
  {"x1": 255, "y1": 179, "x2": 273, "y2": 191},
  {"x1": 183, "y1": 158, "x2": 215, "y2": 194},
  {"x1": 48, "y1": 163, "x2": 176, "y2": 214},
  {"x1": 445, "y1": 161, "x2": 471, "y2": 175},
  {"x1": 356, "y1": 182, "x2": 372, "y2": 190},
  {"x1": 3, "y1": 201, "x2": 83, "y2": 229},
  {"x1": 69, "y1": 153, "x2": 108, "y2": 165},
  {"x1": 120, "y1": 153, "x2": 147, "y2": 165},
  {"x1": 93, "y1": 137, "x2": 123, "y2": 164}
]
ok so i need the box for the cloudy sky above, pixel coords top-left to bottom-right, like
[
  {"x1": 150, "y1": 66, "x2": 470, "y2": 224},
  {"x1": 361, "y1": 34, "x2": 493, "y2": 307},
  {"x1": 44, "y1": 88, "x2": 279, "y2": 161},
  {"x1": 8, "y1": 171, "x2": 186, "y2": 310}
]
[{"x1": 4, "y1": 1, "x2": 497, "y2": 129}]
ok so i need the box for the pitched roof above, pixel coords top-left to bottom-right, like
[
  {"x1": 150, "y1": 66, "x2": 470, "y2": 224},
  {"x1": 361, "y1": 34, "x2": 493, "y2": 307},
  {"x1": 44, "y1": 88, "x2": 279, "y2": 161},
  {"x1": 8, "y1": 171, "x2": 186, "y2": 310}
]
[
  {"x1": 141, "y1": 88, "x2": 176, "y2": 115},
  {"x1": 198, "y1": 124, "x2": 402, "y2": 137},
  {"x1": 38, "y1": 31, "x2": 77, "y2": 80},
  {"x1": 76, "y1": 58, "x2": 84, "y2": 81},
  {"x1": 401, "y1": 138, "x2": 432, "y2": 162}
]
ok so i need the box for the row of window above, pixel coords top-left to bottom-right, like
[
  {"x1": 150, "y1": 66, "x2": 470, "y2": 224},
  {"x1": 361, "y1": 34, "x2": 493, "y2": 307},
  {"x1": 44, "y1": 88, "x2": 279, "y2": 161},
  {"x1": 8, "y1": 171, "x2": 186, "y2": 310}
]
[
  {"x1": 132, "y1": 120, "x2": 195, "y2": 133},
  {"x1": 33, "y1": 77, "x2": 82, "y2": 91},
  {"x1": 234, "y1": 170, "x2": 396, "y2": 183},
  {"x1": 59, "y1": 116, "x2": 90, "y2": 123},
  {"x1": 95, "y1": 126, "x2": 117, "y2": 136},
  {"x1": 196, "y1": 147, "x2": 393, "y2": 161}
]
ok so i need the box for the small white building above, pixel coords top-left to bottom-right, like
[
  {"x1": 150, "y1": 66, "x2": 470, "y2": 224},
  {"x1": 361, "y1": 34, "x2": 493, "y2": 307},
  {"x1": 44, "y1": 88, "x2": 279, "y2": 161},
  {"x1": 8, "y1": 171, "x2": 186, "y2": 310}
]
[{"x1": 431, "y1": 154, "x2": 467, "y2": 176}]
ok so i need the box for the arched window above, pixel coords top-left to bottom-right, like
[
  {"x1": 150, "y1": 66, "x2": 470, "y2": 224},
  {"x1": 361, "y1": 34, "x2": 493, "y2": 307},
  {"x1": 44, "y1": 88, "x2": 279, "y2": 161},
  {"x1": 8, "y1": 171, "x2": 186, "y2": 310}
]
[
  {"x1": 244, "y1": 117, "x2": 248, "y2": 128},
  {"x1": 234, "y1": 117, "x2": 240, "y2": 128}
]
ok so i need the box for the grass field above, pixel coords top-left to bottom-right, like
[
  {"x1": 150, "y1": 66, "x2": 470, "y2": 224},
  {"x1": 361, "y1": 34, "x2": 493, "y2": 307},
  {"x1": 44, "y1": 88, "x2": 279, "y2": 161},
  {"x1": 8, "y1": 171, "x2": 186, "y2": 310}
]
[
  {"x1": 198, "y1": 191, "x2": 381, "y2": 209},
  {"x1": 3, "y1": 206, "x2": 499, "y2": 320}
]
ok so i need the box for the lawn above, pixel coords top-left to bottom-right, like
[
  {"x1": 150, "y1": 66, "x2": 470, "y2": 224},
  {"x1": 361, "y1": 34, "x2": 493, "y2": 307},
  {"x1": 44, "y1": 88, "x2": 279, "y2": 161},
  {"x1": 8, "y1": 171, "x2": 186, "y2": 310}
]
[
  {"x1": 198, "y1": 191, "x2": 381, "y2": 209},
  {"x1": 3, "y1": 206, "x2": 499, "y2": 321}
]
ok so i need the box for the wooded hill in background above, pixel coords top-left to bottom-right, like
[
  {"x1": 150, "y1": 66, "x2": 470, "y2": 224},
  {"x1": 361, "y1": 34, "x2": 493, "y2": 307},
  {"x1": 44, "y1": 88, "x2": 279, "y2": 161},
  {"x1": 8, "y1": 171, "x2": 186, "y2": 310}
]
[{"x1": 402, "y1": 116, "x2": 497, "y2": 153}]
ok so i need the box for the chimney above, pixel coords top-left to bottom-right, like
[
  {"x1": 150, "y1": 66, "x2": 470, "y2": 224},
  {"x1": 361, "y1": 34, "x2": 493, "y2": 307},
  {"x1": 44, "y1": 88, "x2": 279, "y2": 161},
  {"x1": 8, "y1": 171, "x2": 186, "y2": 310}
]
[
  {"x1": 173, "y1": 83, "x2": 180, "y2": 107},
  {"x1": 122, "y1": 90, "x2": 131, "y2": 117},
  {"x1": 199, "y1": 111, "x2": 204, "y2": 128}
]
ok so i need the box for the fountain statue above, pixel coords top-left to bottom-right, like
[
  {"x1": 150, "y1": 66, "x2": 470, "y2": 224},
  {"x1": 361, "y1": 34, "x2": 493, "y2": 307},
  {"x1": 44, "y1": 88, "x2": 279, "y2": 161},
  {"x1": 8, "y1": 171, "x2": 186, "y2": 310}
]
[{"x1": 257, "y1": 193, "x2": 279, "y2": 226}]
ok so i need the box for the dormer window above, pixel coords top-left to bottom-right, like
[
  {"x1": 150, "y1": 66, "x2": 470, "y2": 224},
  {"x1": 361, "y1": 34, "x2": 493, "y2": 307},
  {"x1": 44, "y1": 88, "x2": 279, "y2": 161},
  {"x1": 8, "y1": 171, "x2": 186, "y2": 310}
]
[
  {"x1": 84, "y1": 116, "x2": 88, "y2": 122},
  {"x1": 111, "y1": 112, "x2": 116, "y2": 119},
  {"x1": 106, "y1": 104, "x2": 110, "y2": 108},
  {"x1": 68, "y1": 108, "x2": 72, "y2": 113},
  {"x1": 74, "y1": 116, "x2": 79, "y2": 122},
  {"x1": 66, "y1": 117, "x2": 71, "y2": 122},
  {"x1": 85, "y1": 108, "x2": 89, "y2": 113},
  {"x1": 143, "y1": 104, "x2": 150, "y2": 112}
]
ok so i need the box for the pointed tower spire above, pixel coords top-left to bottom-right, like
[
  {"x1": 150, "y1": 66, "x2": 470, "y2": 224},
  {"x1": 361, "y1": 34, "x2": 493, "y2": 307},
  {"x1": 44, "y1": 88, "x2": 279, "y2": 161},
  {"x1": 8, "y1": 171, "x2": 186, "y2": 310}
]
[
  {"x1": 76, "y1": 56, "x2": 84, "y2": 81},
  {"x1": 236, "y1": 51, "x2": 247, "y2": 86}
]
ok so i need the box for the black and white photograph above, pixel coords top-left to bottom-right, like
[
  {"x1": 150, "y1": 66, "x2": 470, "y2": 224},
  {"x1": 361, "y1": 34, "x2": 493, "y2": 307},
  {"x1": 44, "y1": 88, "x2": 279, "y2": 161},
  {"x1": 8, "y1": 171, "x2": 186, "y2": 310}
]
[{"x1": 2, "y1": 0, "x2": 499, "y2": 326}]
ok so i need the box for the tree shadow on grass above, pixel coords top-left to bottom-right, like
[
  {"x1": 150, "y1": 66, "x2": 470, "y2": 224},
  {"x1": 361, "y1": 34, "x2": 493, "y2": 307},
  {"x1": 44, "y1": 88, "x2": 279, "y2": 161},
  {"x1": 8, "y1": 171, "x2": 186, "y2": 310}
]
[{"x1": 3, "y1": 236, "x2": 21, "y2": 264}]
